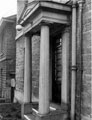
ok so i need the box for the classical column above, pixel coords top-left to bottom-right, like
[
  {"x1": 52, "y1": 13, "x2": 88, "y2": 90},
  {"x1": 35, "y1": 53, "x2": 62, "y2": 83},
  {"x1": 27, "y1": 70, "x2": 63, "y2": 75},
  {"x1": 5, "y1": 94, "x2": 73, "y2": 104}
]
[
  {"x1": 24, "y1": 35, "x2": 32, "y2": 103},
  {"x1": 49, "y1": 38, "x2": 52, "y2": 102},
  {"x1": 61, "y1": 27, "x2": 70, "y2": 103},
  {"x1": 39, "y1": 25, "x2": 50, "y2": 115}
]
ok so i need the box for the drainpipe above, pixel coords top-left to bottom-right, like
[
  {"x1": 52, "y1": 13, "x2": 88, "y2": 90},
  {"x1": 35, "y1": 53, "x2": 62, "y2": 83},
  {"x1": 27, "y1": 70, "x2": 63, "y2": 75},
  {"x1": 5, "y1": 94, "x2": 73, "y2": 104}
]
[
  {"x1": 76, "y1": 0, "x2": 84, "y2": 119},
  {"x1": 71, "y1": 0, "x2": 77, "y2": 120}
]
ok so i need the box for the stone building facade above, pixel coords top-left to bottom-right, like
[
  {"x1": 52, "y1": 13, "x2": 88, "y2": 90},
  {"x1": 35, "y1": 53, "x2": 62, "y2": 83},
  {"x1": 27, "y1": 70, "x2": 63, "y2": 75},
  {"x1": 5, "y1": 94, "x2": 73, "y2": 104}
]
[
  {"x1": 0, "y1": 15, "x2": 16, "y2": 102},
  {"x1": 15, "y1": 0, "x2": 92, "y2": 120}
]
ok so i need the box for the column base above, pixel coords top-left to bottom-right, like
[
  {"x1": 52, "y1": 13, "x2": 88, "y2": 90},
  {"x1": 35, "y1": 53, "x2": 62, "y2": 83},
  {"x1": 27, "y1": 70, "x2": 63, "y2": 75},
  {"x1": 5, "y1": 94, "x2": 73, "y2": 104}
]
[
  {"x1": 21, "y1": 103, "x2": 32, "y2": 118},
  {"x1": 23, "y1": 103, "x2": 68, "y2": 120}
]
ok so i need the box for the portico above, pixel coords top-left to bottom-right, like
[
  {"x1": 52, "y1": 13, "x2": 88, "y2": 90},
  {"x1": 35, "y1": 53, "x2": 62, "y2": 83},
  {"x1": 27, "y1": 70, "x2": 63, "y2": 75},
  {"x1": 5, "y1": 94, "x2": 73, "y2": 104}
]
[{"x1": 16, "y1": 1, "x2": 72, "y2": 120}]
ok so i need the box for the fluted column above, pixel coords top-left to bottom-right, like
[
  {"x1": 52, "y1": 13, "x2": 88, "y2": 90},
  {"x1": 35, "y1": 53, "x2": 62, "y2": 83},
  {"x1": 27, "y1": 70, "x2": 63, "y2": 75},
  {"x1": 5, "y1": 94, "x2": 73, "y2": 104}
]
[
  {"x1": 39, "y1": 25, "x2": 50, "y2": 115},
  {"x1": 61, "y1": 27, "x2": 70, "y2": 103},
  {"x1": 24, "y1": 35, "x2": 32, "y2": 103}
]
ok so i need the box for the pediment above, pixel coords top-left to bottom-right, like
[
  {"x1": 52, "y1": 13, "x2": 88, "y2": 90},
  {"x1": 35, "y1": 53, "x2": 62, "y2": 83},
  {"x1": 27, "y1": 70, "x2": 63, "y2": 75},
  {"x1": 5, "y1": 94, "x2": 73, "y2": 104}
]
[
  {"x1": 16, "y1": 1, "x2": 71, "y2": 39},
  {"x1": 20, "y1": 1, "x2": 39, "y2": 23},
  {"x1": 19, "y1": 1, "x2": 71, "y2": 25}
]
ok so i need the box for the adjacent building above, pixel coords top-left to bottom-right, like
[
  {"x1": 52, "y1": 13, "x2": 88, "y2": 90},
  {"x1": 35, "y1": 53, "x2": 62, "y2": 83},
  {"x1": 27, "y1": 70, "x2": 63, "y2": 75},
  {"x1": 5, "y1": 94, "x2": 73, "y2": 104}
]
[
  {"x1": 15, "y1": 0, "x2": 92, "y2": 120},
  {"x1": 0, "y1": 15, "x2": 16, "y2": 102}
]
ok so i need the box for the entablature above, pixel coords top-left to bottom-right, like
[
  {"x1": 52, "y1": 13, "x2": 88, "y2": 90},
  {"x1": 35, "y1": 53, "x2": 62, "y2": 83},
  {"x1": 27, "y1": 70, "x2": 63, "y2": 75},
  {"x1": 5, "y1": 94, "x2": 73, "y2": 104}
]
[{"x1": 16, "y1": 1, "x2": 72, "y2": 39}]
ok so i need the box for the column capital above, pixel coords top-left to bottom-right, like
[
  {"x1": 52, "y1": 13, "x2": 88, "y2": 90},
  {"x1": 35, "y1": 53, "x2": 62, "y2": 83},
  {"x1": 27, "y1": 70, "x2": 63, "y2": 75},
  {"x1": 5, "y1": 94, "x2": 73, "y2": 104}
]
[
  {"x1": 40, "y1": 21, "x2": 51, "y2": 27},
  {"x1": 62, "y1": 26, "x2": 71, "y2": 35},
  {"x1": 77, "y1": 0, "x2": 85, "y2": 4},
  {"x1": 77, "y1": 0, "x2": 84, "y2": 9},
  {"x1": 72, "y1": 0, "x2": 77, "y2": 8}
]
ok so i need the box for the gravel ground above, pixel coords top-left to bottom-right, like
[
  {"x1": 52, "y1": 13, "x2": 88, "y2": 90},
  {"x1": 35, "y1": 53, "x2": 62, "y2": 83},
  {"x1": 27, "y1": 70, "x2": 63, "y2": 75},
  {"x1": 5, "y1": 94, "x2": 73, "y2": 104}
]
[{"x1": 0, "y1": 103, "x2": 21, "y2": 120}]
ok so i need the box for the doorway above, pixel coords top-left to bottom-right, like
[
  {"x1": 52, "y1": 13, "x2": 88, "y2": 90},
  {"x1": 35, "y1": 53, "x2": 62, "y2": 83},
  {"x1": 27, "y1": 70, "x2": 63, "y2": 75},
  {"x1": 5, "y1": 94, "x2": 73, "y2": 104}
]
[{"x1": 52, "y1": 35, "x2": 62, "y2": 104}]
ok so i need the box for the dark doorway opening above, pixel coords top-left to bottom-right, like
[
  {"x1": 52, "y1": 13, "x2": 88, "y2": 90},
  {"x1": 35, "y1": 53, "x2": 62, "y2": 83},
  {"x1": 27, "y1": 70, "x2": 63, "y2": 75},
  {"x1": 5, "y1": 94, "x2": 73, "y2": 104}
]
[{"x1": 52, "y1": 35, "x2": 62, "y2": 104}]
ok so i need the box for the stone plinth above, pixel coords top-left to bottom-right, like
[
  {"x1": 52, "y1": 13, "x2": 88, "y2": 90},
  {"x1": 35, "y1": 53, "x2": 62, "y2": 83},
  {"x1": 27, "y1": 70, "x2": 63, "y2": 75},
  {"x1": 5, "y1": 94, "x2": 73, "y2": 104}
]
[
  {"x1": 23, "y1": 103, "x2": 68, "y2": 120},
  {"x1": 24, "y1": 110, "x2": 68, "y2": 120}
]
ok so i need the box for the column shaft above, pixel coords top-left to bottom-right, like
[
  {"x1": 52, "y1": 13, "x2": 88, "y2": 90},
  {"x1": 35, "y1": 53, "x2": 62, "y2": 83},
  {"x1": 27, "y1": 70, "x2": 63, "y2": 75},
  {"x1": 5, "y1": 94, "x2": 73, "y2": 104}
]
[
  {"x1": 61, "y1": 28, "x2": 70, "y2": 103},
  {"x1": 24, "y1": 36, "x2": 32, "y2": 103},
  {"x1": 39, "y1": 25, "x2": 50, "y2": 115}
]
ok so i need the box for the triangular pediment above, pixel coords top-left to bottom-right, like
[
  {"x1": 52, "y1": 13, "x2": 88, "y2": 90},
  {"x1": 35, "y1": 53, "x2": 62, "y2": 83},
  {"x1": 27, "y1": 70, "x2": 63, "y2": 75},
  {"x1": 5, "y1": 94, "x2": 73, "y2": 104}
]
[
  {"x1": 19, "y1": 1, "x2": 71, "y2": 25},
  {"x1": 16, "y1": 1, "x2": 72, "y2": 39},
  {"x1": 19, "y1": 1, "x2": 39, "y2": 23}
]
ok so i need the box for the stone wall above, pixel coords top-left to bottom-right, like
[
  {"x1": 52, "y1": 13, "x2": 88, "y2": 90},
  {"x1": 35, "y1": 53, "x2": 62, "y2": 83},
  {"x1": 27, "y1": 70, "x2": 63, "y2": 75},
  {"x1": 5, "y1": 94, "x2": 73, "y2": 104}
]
[
  {"x1": 16, "y1": 36, "x2": 25, "y2": 93},
  {"x1": 76, "y1": 0, "x2": 92, "y2": 120},
  {"x1": 81, "y1": 0, "x2": 91, "y2": 119},
  {"x1": 16, "y1": 1, "x2": 92, "y2": 119},
  {"x1": 15, "y1": 35, "x2": 25, "y2": 103},
  {"x1": 0, "y1": 61, "x2": 7, "y2": 98},
  {"x1": 15, "y1": 35, "x2": 40, "y2": 102},
  {"x1": 32, "y1": 35, "x2": 40, "y2": 101},
  {"x1": 0, "y1": 21, "x2": 16, "y2": 101},
  {"x1": 6, "y1": 23, "x2": 16, "y2": 88}
]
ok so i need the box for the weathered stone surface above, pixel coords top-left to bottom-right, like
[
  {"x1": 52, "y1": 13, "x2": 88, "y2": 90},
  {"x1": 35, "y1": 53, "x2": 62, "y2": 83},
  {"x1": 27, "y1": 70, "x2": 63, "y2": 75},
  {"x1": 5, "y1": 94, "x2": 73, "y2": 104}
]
[
  {"x1": 16, "y1": 36, "x2": 25, "y2": 92},
  {"x1": 76, "y1": 0, "x2": 92, "y2": 119},
  {"x1": 16, "y1": 35, "x2": 40, "y2": 102},
  {"x1": 0, "y1": 19, "x2": 16, "y2": 101},
  {"x1": 32, "y1": 36, "x2": 40, "y2": 100}
]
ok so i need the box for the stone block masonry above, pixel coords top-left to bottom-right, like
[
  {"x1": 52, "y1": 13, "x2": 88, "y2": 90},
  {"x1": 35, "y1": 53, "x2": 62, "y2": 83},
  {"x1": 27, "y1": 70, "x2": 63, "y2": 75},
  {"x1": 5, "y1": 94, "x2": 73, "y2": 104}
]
[
  {"x1": 75, "y1": 0, "x2": 92, "y2": 120},
  {"x1": 32, "y1": 35, "x2": 40, "y2": 101},
  {"x1": 0, "y1": 17, "x2": 16, "y2": 102},
  {"x1": 15, "y1": 35, "x2": 40, "y2": 102}
]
